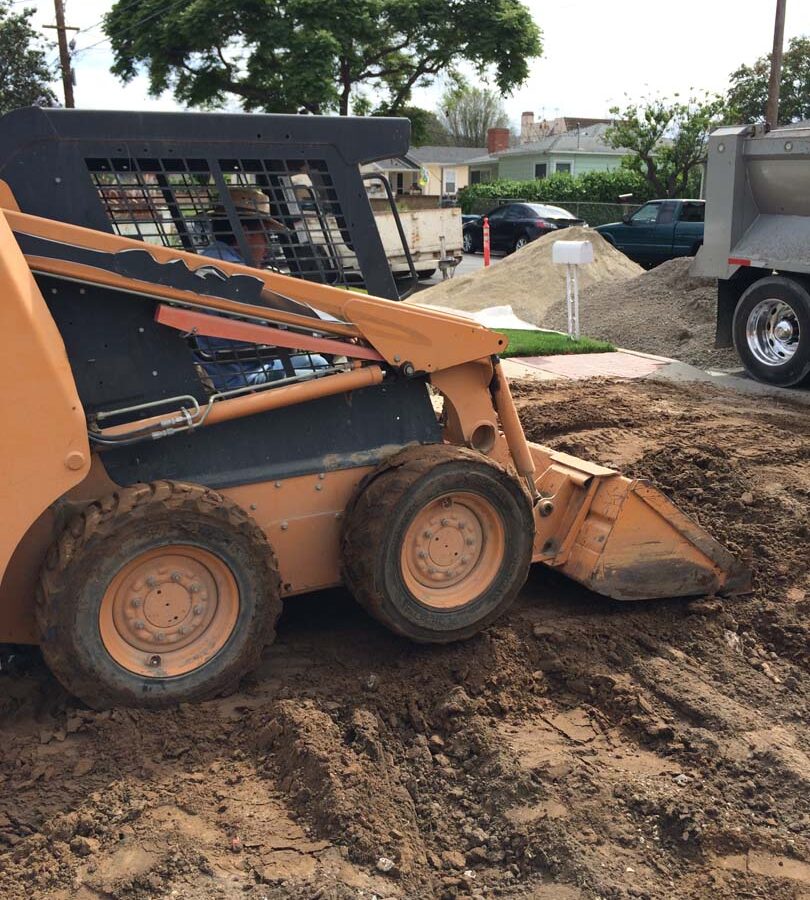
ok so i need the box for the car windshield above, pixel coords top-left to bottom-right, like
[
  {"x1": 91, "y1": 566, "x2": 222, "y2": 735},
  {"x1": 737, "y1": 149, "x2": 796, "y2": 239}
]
[{"x1": 525, "y1": 204, "x2": 576, "y2": 219}]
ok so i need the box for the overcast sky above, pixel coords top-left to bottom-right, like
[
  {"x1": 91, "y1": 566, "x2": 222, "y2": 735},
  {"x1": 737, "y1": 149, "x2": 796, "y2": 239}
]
[{"x1": 24, "y1": 0, "x2": 809, "y2": 129}]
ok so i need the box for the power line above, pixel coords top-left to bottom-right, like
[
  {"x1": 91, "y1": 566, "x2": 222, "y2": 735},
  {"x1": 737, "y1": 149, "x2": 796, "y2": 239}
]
[
  {"x1": 73, "y1": 0, "x2": 145, "y2": 38},
  {"x1": 73, "y1": 0, "x2": 187, "y2": 56}
]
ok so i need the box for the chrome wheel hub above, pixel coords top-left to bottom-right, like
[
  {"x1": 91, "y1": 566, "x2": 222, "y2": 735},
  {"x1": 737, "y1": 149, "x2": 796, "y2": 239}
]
[{"x1": 746, "y1": 299, "x2": 800, "y2": 366}]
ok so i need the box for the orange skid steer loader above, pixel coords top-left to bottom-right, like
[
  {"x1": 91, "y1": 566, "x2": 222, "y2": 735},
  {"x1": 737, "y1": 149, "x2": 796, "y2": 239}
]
[{"x1": 0, "y1": 109, "x2": 748, "y2": 708}]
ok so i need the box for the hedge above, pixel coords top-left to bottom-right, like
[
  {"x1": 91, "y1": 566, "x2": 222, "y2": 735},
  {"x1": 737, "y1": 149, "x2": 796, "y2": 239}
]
[{"x1": 457, "y1": 170, "x2": 656, "y2": 213}]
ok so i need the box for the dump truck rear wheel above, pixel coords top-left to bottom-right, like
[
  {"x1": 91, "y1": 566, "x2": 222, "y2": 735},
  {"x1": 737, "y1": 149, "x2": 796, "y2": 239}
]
[
  {"x1": 733, "y1": 276, "x2": 810, "y2": 386},
  {"x1": 37, "y1": 481, "x2": 281, "y2": 709},
  {"x1": 342, "y1": 445, "x2": 533, "y2": 643}
]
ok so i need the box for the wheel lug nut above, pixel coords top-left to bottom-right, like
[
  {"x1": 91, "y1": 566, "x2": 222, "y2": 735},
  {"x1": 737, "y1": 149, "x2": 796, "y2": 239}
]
[
  {"x1": 133, "y1": 620, "x2": 145, "y2": 630},
  {"x1": 441, "y1": 518, "x2": 449, "y2": 527},
  {"x1": 458, "y1": 521, "x2": 466, "y2": 530},
  {"x1": 146, "y1": 576, "x2": 157, "y2": 588},
  {"x1": 179, "y1": 625, "x2": 190, "y2": 635},
  {"x1": 171, "y1": 572, "x2": 182, "y2": 582},
  {"x1": 130, "y1": 598, "x2": 142, "y2": 608},
  {"x1": 461, "y1": 556, "x2": 469, "y2": 564},
  {"x1": 156, "y1": 632, "x2": 166, "y2": 642},
  {"x1": 466, "y1": 538, "x2": 475, "y2": 546},
  {"x1": 193, "y1": 604, "x2": 204, "y2": 615},
  {"x1": 417, "y1": 550, "x2": 427, "y2": 559},
  {"x1": 189, "y1": 583, "x2": 201, "y2": 593},
  {"x1": 423, "y1": 530, "x2": 433, "y2": 539},
  {"x1": 427, "y1": 567, "x2": 437, "y2": 575}
]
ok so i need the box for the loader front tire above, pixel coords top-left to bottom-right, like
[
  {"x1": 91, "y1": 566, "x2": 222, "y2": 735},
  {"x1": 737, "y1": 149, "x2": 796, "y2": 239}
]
[
  {"x1": 37, "y1": 481, "x2": 281, "y2": 709},
  {"x1": 342, "y1": 445, "x2": 533, "y2": 643}
]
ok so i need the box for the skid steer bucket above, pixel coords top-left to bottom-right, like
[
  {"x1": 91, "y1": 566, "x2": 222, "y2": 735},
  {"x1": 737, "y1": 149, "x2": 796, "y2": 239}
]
[{"x1": 529, "y1": 444, "x2": 750, "y2": 600}]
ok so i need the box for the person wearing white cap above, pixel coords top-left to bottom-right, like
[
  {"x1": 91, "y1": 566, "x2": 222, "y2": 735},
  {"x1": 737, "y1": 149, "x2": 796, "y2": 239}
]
[{"x1": 197, "y1": 187, "x2": 328, "y2": 390}]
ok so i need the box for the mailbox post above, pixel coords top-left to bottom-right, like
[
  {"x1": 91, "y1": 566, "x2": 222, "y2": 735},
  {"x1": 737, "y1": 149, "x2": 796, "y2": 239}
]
[{"x1": 552, "y1": 240, "x2": 594, "y2": 340}]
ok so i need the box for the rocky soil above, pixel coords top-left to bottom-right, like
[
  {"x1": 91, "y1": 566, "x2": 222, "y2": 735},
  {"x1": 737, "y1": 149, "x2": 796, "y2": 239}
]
[{"x1": 1, "y1": 378, "x2": 809, "y2": 900}]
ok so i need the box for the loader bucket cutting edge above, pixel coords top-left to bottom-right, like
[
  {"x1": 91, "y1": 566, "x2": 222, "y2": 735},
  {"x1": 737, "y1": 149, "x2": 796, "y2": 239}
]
[{"x1": 529, "y1": 444, "x2": 751, "y2": 601}]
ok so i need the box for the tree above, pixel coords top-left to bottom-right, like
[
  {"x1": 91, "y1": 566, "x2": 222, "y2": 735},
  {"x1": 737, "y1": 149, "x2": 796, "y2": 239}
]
[
  {"x1": 0, "y1": 1, "x2": 56, "y2": 116},
  {"x1": 438, "y1": 83, "x2": 509, "y2": 147},
  {"x1": 605, "y1": 94, "x2": 727, "y2": 198},
  {"x1": 104, "y1": 0, "x2": 541, "y2": 117},
  {"x1": 727, "y1": 36, "x2": 810, "y2": 126}
]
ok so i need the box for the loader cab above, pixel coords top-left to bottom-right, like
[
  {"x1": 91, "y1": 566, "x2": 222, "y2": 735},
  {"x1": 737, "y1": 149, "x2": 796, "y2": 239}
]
[{"x1": 0, "y1": 108, "x2": 440, "y2": 488}]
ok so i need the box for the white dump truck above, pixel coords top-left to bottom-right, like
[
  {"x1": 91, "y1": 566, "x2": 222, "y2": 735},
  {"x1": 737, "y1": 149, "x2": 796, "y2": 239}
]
[{"x1": 692, "y1": 122, "x2": 810, "y2": 386}]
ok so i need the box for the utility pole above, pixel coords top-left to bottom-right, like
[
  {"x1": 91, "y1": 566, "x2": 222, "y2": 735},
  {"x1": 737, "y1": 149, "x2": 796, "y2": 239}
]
[
  {"x1": 765, "y1": 0, "x2": 787, "y2": 128},
  {"x1": 44, "y1": 0, "x2": 79, "y2": 108}
]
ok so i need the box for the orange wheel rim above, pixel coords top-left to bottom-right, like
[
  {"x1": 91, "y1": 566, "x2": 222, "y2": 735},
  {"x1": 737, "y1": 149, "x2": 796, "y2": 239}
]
[
  {"x1": 98, "y1": 545, "x2": 239, "y2": 678},
  {"x1": 400, "y1": 492, "x2": 505, "y2": 610}
]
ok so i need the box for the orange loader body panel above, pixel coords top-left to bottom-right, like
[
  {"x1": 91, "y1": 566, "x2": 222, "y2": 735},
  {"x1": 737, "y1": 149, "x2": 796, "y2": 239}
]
[{"x1": 0, "y1": 211, "x2": 89, "y2": 639}]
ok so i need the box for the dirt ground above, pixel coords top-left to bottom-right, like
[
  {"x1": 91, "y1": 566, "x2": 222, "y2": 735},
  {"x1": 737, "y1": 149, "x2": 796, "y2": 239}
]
[{"x1": 1, "y1": 378, "x2": 809, "y2": 900}]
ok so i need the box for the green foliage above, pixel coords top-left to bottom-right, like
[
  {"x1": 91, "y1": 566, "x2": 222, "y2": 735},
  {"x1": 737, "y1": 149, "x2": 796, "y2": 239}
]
[
  {"x1": 377, "y1": 105, "x2": 451, "y2": 145},
  {"x1": 496, "y1": 329, "x2": 614, "y2": 358},
  {"x1": 438, "y1": 82, "x2": 509, "y2": 147},
  {"x1": 104, "y1": 0, "x2": 541, "y2": 116},
  {"x1": 457, "y1": 170, "x2": 655, "y2": 213},
  {"x1": 0, "y1": 1, "x2": 56, "y2": 115},
  {"x1": 605, "y1": 94, "x2": 726, "y2": 198},
  {"x1": 727, "y1": 36, "x2": 810, "y2": 125}
]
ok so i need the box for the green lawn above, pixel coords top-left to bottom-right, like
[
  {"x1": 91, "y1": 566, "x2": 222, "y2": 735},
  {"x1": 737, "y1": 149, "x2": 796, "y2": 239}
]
[{"x1": 495, "y1": 329, "x2": 614, "y2": 358}]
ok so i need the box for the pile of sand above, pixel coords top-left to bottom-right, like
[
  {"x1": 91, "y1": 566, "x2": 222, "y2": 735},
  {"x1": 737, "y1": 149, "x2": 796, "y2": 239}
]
[
  {"x1": 543, "y1": 257, "x2": 738, "y2": 369},
  {"x1": 412, "y1": 226, "x2": 642, "y2": 324}
]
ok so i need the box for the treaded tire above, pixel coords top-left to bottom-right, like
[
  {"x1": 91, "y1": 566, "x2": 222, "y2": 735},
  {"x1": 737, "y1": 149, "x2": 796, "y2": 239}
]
[
  {"x1": 733, "y1": 276, "x2": 810, "y2": 387},
  {"x1": 342, "y1": 445, "x2": 533, "y2": 643},
  {"x1": 37, "y1": 481, "x2": 282, "y2": 709}
]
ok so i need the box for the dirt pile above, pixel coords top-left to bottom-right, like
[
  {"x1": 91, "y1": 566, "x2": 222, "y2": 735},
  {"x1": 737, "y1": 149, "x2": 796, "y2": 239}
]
[
  {"x1": 1, "y1": 379, "x2": 809, "y2": 899},
  {"x1": 413, "y1": 226, "x2": 642, "y2": 323},
  {"x1": 544, "y1": 257, "x2": 737, "y2": 368}
]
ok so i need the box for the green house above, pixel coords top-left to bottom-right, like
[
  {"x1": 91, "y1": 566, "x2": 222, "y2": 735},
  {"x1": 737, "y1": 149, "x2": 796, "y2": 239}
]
[{"x1": 468, "y1": 122, "x2": 629, "y2": 184}]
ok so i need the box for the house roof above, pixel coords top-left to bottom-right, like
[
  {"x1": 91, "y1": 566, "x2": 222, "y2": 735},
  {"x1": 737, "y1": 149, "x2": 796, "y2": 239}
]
[
  {"x1": 465, "y1": 153, "x2": 499, "y2": 167},
  {"x1": 499, "y1": 124, "x2": 628, "y2": 157},
  {"x1": 409, "y1": 145, "x2": 488, "y2": 165},
  {"x1": 558, "y1": 117, "x2": 613, "y2": 132},
  {"x1": 363, "y1": 154, "x2": 420, "y2": 173}
]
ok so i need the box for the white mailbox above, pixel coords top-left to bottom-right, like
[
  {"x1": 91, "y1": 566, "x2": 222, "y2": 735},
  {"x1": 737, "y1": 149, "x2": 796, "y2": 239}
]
[
  {"x1": 552, "y1": 239, "x2": 594, "y2": 340},
  {"x1": 552, "y1": 240, "x2": 594, "y2": 265}
]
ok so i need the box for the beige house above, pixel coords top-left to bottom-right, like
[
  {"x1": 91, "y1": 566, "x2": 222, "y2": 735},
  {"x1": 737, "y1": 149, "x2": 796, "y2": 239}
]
[{"x1": 409, "y1": 130, "x2": 511, "y2": 198}]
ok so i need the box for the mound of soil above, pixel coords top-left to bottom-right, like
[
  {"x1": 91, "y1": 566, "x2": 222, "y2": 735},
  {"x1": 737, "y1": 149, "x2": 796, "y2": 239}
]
[
  {"x1": 413, "y1": 226, "x2": 642, "y2": 323},
  {"x1": 1, "y1": 380, "x2": 809, "y2": 899},
  {"x1": 544, "y1": 257, "x2": 737, "y2": 369}
]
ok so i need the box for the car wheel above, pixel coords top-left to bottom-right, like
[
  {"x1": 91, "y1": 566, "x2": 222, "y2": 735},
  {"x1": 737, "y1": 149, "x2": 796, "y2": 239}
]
[
  {"x1": 733, "y1": 276, "x2": 810, "y2": 387},
  {"x1": 512, "y1": 235, "x2": 530, "y2": 253},
  {"x1": 462, "y1": 231, "x2": 476, "y2": 254}
]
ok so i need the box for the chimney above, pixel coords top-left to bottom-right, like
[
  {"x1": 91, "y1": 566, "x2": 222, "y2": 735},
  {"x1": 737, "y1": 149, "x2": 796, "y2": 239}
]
[
  {"x1": 487, "y1": 127, "x2": 510, "y2": 155},
  {"x1": 520, "y1": 111, "x2": 535, "y2": 144}
]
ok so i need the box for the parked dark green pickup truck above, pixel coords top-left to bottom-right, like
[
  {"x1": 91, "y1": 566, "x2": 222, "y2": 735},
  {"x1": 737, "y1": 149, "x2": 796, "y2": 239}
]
[{"x1": 596, "y1": 199, "x2": 704, "y2": 268}]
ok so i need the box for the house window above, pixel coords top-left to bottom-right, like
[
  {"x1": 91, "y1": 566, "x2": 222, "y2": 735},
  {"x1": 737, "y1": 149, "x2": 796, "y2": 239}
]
[
  {"x1": 555, "y1": 162, "x2": 572, "y2": 175},
  {"x1": 534, "y1": 163, "x2": 547, "y2": 179},
  {"x1": 470, "y1": 170, "x2": 481, "y2": 185},
  {"x1": 443, "y1": 167, "x2": 457, "y2": 195}
]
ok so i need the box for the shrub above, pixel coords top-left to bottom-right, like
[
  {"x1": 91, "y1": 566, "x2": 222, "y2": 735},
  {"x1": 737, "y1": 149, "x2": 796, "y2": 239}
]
[{"x1": 458, "y1": 169, "x2": 655, "y2": 213}]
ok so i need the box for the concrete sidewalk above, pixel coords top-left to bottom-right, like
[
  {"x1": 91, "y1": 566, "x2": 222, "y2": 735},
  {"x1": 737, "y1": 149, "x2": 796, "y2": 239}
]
[{"x1": 502, "y1": 349, "x2": 810, "y2": 405}]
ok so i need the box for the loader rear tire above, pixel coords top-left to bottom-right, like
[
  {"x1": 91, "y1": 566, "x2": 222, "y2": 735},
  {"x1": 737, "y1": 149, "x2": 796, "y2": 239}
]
[
  {"x1": 342, "y1": 445, "x2": 533, "y2": 643},
  {"x1": 37, "y1": 481, "x2": 281, "y2": 709}
]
